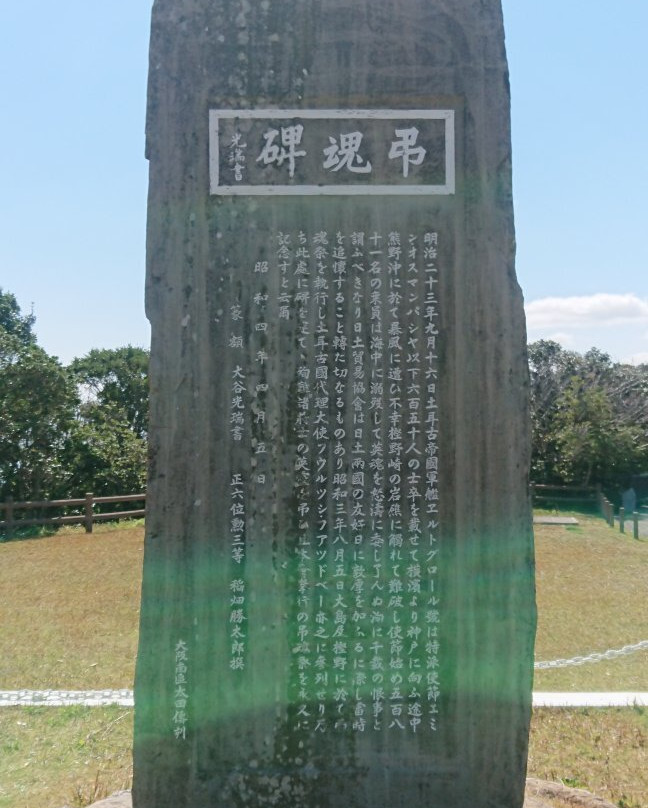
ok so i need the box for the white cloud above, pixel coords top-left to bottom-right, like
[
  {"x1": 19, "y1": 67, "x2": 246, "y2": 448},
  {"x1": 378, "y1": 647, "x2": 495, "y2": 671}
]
[
  {"x1": 622, "y1": 351, "x2": 648, "y2": 366},
  {"x1": 525, "y1": 293, "x2": 648, "y2": 330},
  {"x1": 540, "y1": 331, "x2": 576, "y2": 348}
]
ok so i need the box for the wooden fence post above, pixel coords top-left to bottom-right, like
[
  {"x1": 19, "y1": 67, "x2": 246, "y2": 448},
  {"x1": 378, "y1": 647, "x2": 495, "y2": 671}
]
[
  {"x1": 596, "y1": 484, "x2": 603, "y2": 516},
  {"x1": 84, "y1": 493, "x2": 94, "y2": 534},
  {"x1": 633, "y1": 511, "x2": 640, "y2": 540},
  {"x1": 606, "y1": 499, "x2": 614, "y2": 527},
  {"x1": 619, "y1": 507, "x2": 625, "y2": 534},
  {"x1": 6, "y1": 497, "x2": 14, "y2": 541}
]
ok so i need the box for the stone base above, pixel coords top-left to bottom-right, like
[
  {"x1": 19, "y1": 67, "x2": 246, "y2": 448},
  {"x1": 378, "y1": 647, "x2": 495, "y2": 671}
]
[
  {"x1": 533, "y1": 517, "x2": 580, "y2": 525},
  {"x1": 67, "y1": 792, "x2": 132, "y2": 808},
  {"x1": 81, "y1": 780, "x2": 618, "y2": 808},
  {"x1": 524, "y1": 778, "x2": 617, "y2": 808}
]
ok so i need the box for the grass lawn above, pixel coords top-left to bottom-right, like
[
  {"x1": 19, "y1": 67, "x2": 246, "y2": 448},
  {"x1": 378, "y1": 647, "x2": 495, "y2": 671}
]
[
  {"x1": 529, "y1": 707, "x2": 647, "y2": 808},
  {"x1": 533, "y1": 516, "x2": 648, "y2": 692},
  {"x1": 0, "y1": 524, "x2": 143, "y2": 690},
  {"x1": 0, "y1": 515, "x2": 647, "y2": 807},
  {"x1": 0, "y1": 707, "x2": 132, "y2": 808}
]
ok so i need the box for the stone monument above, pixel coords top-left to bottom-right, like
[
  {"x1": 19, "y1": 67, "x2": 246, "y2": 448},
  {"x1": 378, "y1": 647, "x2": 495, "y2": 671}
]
[{"x1": 134, "y1": 1, "x2": 537, "y2": 806}]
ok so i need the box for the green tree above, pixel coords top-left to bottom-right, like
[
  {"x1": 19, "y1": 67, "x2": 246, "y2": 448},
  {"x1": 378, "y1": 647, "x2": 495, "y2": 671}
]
[
  {"x1": 553, "y1": 378, "x2": 647, "y2": 487},
  {"x1": 64, "y1": 346, "x2": 149, "y2": 496},
  {"x1": 0, "y1": 288, "x2": 36, "y2": 346},
  {"x1": 70, "y1": 346, "x2": 149, "y2": 439},
  {"x1": 63, "y1": 402, "x2": 148, "y2": 497},
  {"x1": 0, "y1": 291, "x2": 149, "y2": 505},
  {"x1": 0, "y1": 330, "x2": 76, "y2": 501},
  {"x1": 527, "y1": 340, "x2": 582, "y2": 483},
  {"x1": 529, "y1": 340, "x2": 648, "y2": 490}
]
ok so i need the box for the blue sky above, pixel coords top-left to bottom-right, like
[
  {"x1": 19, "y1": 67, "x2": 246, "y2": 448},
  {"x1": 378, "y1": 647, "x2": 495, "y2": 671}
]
[{"x1": 1, "y1": 1, "x2": 647, "y2": 365}]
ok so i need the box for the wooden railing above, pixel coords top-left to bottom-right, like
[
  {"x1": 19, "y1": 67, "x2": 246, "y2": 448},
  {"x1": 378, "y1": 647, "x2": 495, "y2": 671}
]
[
  {"x1": 530, "y1": 483, "x2": 600, "y2": 506},
  {"x1": 0, "y1": 493, "x2": 146, "y2": 539},
  {"x1": 531, "y1": 483, "x2": 643, "y2": 539}
]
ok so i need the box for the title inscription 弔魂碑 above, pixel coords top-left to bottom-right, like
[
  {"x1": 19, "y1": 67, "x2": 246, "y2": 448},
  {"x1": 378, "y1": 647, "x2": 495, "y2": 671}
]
[{"x1": 210, "y1": 110, "x2": 455, "y2": 195}]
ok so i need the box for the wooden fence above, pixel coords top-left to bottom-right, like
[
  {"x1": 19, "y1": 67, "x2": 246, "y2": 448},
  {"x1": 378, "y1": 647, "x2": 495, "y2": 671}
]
[
  {"x1": 597, "y1": 490, "x2": 643, "y2": 540},
  {"x1": 0, "y1": 493, "x2": 146, "y2": 539},
  {"x1": 530, "y1": 483, "x2": 600, "y2": 507},
  {"x1": 2, "y1": 486, "x2": 643, "y2": 540},
  {"x1": 531, "y1": 483, "x2": 643, "y2": 539}
]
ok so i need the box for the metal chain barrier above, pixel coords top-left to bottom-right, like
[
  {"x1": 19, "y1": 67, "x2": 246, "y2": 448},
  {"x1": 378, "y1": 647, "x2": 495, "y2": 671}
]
[{"x1": 535, "y1": 639, "x2": 648, "y2": 670}]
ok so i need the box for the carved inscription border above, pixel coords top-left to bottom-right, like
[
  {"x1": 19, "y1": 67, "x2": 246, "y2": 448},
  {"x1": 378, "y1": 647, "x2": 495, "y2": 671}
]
[{"x1": 209, "y1": 109, "x2": 455, "y2": 196}]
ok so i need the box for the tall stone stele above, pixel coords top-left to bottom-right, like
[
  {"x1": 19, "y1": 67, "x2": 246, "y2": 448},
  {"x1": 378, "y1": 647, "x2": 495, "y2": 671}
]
[{"x1": 134, "y1": 1, "x2": 537, "y2": 806}]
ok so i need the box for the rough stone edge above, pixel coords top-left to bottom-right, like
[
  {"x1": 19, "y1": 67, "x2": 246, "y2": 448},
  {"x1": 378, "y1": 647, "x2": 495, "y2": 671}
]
[
  {"x1": 78, "y1": 781, "x2": 619, "y2": 808},
  {"x1": 525, "y1": 778, "x2": 618, "y2": 808},
  {"x1": 68, "y1": 791, "x2": 132, "y2": 808}
]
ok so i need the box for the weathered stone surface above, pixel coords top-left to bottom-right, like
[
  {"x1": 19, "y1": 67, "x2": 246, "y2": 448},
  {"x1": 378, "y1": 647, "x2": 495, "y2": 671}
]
[
  {"x1": 78, "y1": 780, "x2": 621, "y2": 808},
  {"x1": 524, "y1": 779, "x2": 618, "y2": 808},
  {"x1": 134, "y1": 1, "x2": 536, "y2": 807}
]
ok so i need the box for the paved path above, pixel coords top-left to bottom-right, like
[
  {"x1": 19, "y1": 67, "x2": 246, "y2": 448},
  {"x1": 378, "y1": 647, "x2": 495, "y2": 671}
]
[
  {"x1": 533, "y1": 692, "x2": 648, "y2": 707},
  {"x1": 0, "y1": 689, "x2": 134, "y2": 707},
  {"x1": 2, "y1": 690, "x2": 647, "y2": 708}
]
